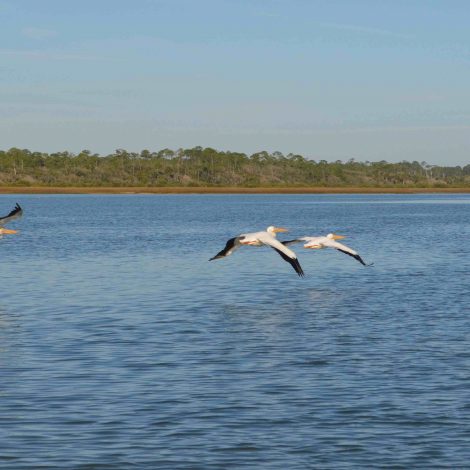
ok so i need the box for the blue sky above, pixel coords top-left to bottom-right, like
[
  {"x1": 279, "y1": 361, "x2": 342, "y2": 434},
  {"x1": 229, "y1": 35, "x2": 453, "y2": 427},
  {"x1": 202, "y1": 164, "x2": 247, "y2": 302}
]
[{"x1": 1, "y1": 0, "x2": 469, "y2": 165}]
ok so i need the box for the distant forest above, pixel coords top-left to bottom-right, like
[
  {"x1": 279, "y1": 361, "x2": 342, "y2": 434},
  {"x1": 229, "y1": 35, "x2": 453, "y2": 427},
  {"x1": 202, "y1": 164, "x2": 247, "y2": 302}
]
[{"x1": 0, "y1": 147, "x2": 469, "y2": 187}]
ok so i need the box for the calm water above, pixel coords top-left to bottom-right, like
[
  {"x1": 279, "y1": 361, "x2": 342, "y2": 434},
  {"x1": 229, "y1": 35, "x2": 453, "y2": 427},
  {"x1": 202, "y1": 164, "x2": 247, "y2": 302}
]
[{"x1": 0, "y1": 194, "x2": 469, "y2": 469}]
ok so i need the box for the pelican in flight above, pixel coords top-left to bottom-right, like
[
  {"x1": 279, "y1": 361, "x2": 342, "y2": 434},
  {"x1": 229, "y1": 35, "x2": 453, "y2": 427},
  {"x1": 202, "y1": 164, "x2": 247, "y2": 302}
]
[
  {"x1": 210, "y1": 226, "x2": 305, "y2": 277},
  {"x1": 282, "y1": 233, "x2": 372, "y2": 266},
  {"x1": 0, "y1": 203, "x2": 22, "y2": 237}
]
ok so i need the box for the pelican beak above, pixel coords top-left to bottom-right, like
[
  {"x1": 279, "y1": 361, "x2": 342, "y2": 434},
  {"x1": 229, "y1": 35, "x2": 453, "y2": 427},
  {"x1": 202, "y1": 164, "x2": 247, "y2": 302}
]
[
  {"x1": 332, "y1": 234, "x2": 345, "y2": 240},
  {"x1": 273, "y1": 227, "x2": 288, "y2": 233},
  {"x1": 305, "y1": 245, "x2": 321, "y2": 249},
  {"x1": 1, "y1": 229, "x2": 18, "y2": 234}
]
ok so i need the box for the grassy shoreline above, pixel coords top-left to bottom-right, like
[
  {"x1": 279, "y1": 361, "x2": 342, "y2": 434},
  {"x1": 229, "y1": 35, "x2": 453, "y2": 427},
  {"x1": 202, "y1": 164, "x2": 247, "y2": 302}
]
[{"x1": 1, "y1": 186, "x2": 470, "y2": 194}]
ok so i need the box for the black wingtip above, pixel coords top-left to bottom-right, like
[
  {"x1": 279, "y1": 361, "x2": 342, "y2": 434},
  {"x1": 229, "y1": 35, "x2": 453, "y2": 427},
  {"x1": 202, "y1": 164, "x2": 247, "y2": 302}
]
[
  {"x1": 273, "y1": 247, "x2": 305, "y2": 277},
  {"x1": 294, "y1": 258, "x2": 305, "y2": 277},
  {"x1": 336, "y1": 248, "x2": 371, "y2": 267},
  {"x1": 354, "y1": 255, "x2": 367, "y2": 266},
  {"x1": 281, "y1": 239, "x2": 300, "y2": 246},
  {"x1": 209, "y1": 237, "x2": 238, "y2": 262},
  {"x1": 354, "y1": 254, "x2": 374, "y2": 267}
]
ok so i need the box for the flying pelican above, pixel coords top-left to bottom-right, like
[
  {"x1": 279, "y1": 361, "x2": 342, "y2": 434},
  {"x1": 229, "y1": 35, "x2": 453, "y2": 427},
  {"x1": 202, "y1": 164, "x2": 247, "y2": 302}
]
[
  {"x1": 0, "y1": 203, "x2": 23, "y2": 237},
  {"x1": 282, "y1": 233, "x2": 372, "y2": 266},
  {"x1": 210, "y1": 226, "x2": 305, "y2": 277}
]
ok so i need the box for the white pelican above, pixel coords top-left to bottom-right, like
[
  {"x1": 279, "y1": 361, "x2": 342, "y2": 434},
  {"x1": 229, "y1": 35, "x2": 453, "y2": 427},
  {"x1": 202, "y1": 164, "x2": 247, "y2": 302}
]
[
  {"x1": 282, "y1": 233, "x2": 372, "y2": 266},
  {"x1": 0, "y1": 203, "x2": 22, "y2": 237},
  {"x1": 210, "y1": 226, "x2": 305, "y2": 277}
]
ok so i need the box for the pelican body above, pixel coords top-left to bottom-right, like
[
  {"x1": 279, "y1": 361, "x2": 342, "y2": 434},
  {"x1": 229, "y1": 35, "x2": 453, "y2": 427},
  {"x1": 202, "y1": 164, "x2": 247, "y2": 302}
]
[
  {"x1": 210, "y1": 226, "x2": 304, "y2": 277},
  {"x1": 0, "y1": 203, "x2": 22, "y2": 237},
  {"x1": 282, "y1": 233, "x2": 371, "y2": 266}
]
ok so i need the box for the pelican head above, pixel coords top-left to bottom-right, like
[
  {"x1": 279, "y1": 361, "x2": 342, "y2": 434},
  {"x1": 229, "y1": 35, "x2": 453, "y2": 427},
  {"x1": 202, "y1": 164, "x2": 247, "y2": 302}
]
[
  {"x1": 327, "y1": 233, "x2": 345, "y2": 240},
  {"x1": 267, "y1": 226, "x2": 288, "y2": 236},
  {"x1": 0, "y1": 228, "x2": 18, "y2": 235}
]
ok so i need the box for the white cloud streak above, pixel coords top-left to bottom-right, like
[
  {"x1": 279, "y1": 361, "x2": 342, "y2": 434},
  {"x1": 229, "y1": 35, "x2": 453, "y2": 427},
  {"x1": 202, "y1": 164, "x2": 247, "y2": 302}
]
[
  {"x1": 22, "y1": 27, "x2": 57, "y2": 40},
  {"x1": 321, "y1": 22, "x2": 412, "y2": 40},
  {"x1": 0, "y1": 49, "x2": 103, "y2": 61}
]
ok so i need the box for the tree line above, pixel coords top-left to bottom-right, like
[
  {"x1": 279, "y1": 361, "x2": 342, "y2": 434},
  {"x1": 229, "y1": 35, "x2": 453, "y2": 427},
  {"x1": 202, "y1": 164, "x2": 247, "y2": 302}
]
[{"x1": 0, "y1": 146, "x2": 469, "y2": 187}]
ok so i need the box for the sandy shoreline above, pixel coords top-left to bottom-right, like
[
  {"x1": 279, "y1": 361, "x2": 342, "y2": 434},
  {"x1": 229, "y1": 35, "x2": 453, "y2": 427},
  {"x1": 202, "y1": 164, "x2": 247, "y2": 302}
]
[
  {"x1": 0, "y1": 186, "x2": 470, "y2": 194},
  {"x1": 1, "y1": 186, "x2": 470, "y2": 195}
]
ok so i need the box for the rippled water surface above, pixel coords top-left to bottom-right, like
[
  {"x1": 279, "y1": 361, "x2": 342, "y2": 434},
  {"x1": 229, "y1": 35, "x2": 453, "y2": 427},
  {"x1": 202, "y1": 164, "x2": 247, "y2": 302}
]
[{"x1": 0, "y1": 194, "x2": 469, "y2": 469}]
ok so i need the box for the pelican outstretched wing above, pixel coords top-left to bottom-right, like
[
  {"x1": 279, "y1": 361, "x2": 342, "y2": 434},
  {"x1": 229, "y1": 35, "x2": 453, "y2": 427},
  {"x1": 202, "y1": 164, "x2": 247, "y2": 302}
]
[
  {"x1": 323, "y1": 240, "x2": 372, "y2": 266},
  {"x1": 334, "y1": 247, "x2": 371, "y2": 266},
  {"x1": 261, "y1": 235, "x2": 304, "y2": 277},
  {"x1": 209, "y1": 237, "x2": 241, "y2": 260},
  {"x1": 280, "y1": 239, "x2": 303, "y2": 246},
  {"x1": 0, "y1": 203, "x2": 23, "y2": 227},
  {"x1": 271, "y1": 247, "x2": 305, "y2": 277}
]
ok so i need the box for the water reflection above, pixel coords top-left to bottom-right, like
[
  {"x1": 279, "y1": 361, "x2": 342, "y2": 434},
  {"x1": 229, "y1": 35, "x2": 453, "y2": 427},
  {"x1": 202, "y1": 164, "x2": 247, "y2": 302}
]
[{"x1": 0, "y1": 194, "x2": 468, "y2": 468}]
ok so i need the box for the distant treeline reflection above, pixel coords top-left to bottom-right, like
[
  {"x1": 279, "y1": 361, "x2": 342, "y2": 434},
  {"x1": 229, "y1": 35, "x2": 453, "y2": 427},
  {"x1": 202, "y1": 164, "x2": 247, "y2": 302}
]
[{"x1": 0, "y1": 147, "x2": 468, "y2": 187}]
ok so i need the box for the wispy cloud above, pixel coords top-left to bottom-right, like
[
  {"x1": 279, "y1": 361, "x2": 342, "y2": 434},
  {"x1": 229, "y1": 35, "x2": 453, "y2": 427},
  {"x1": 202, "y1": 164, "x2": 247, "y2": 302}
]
[
  {"x1": 269, "y1": 124, "x2": 470, "y2": 136},
  {"x1": 145, "y1": 123, "x2": 470, "y2": 137},
  {"x1": 334, "y1": 124, "x2": 470, "y2": 134},
  {"x1": 0, "y1": 49, "x2": 103, "y2": 61},
  {"x1": 321, "y1": 22, "x2": 412, "y2": 40},
  {"x1": 251, "y1": 8, "x2": 281, "y2": 19},
  {"x1": 22, "y1": 27, "x2": 57, "y2": 40}
]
